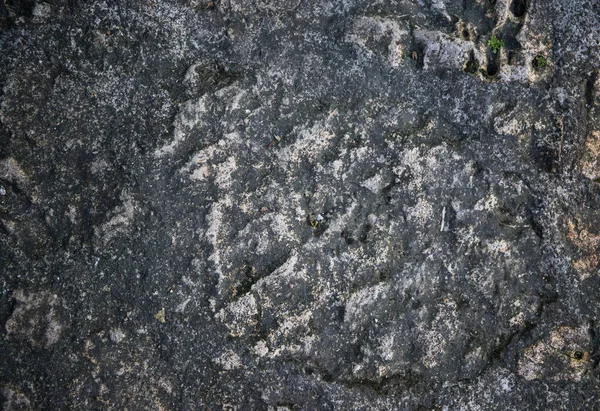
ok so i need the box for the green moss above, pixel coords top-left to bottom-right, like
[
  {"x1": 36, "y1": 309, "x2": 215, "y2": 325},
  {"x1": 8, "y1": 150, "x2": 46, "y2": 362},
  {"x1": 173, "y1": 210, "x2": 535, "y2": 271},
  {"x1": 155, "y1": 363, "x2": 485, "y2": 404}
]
[
  {"x1": 487, "y1": 35, "x2": 504, "y2": 54},
  {"x1": 533, "y1": 54, "x2": 548, "y2": 68}
]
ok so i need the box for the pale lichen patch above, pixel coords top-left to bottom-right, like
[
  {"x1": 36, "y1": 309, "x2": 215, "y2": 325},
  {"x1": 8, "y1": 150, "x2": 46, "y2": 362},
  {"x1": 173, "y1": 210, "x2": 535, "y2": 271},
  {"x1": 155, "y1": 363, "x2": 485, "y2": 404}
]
[
  {"x1": 580, "y1": 130, "x2": 600, "y2": 181},
  {"x1": 94, "y1": 191, "x2": 137, "y2": 242},
  {"x1": 213, "y1": 349, "x2": 242, "y2": 371},
  {"x1": 518, "y1": 325, "x2": 592, "y2": 381},
  {"x1": 216, "y1": 294, "x2": 258, "y2": 337},
  {"x1": 5, "y1": 290, "x2": 64, "y2": 348},
  {"x1": 154, "y1": 95, "x2": 210, "y2": 157},
  {"x1": 566, "y1": 218, "x2": 600, "y2": 280}
]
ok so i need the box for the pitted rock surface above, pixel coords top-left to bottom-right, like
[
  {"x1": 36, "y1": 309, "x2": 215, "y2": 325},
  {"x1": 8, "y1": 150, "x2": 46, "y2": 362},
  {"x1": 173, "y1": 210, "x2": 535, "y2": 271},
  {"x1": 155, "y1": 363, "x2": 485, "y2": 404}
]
[{"x1": 1, "y1": 0, "x2": 600, "y2": 409}]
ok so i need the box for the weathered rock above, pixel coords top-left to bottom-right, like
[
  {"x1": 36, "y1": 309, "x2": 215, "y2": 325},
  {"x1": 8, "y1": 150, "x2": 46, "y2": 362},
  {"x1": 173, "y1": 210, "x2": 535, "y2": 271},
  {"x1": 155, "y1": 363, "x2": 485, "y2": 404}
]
[
  {"x1": 1, "y1": 0, "x2": 600, "y2": 409},
  {"x1": 5, "y1": 290, "x2": 64, "y2": 348}
]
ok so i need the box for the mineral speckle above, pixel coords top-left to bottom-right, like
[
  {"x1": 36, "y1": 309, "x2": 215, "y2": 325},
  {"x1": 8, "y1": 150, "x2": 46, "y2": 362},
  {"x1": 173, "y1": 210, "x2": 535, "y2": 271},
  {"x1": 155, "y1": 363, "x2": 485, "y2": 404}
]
[{"x1": 2, "y1": 0, "x2": 600, "y2": 409}]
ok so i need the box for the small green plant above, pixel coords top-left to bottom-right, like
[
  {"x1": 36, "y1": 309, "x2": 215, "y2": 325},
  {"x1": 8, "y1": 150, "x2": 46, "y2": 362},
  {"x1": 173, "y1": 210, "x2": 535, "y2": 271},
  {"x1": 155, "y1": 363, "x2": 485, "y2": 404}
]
[
  {"x1": 487, "y1": 35, "x2": 504, "y2": 53},
  {"x1": 533, "y1": 54, "x2": 548, "y2": 68},
  {"x1": 307, "y1": 214, "x2": 322, "y2": 228}
]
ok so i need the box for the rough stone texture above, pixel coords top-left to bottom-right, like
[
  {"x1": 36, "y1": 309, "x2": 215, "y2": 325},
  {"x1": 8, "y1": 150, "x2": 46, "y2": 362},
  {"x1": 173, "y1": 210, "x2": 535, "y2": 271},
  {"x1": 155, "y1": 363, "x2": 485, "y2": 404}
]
[{"x1": 1, "y1": 0, "x2": 600, "y2": 409}]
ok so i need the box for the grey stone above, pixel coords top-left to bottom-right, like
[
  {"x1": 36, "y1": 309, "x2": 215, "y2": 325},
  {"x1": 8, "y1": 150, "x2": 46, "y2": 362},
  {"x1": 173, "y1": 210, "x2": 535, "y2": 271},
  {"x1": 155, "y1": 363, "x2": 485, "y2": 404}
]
[{"x1": 1, "y1": 0, "x2": 600, "y2": 409}]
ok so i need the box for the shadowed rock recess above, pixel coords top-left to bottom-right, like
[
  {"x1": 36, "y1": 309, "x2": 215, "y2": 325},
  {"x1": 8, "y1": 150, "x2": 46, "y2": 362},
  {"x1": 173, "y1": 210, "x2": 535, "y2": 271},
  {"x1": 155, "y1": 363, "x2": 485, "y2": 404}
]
[{"x1": 1, "y1": 0, "x2": 600, "y2": 409}]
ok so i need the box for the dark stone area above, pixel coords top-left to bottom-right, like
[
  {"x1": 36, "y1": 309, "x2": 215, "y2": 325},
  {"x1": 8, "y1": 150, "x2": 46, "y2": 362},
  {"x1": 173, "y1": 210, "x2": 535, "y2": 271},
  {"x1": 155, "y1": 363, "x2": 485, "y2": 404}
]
[{"x1": 1, "y1": 0, "x2": 600, "y2": 409}]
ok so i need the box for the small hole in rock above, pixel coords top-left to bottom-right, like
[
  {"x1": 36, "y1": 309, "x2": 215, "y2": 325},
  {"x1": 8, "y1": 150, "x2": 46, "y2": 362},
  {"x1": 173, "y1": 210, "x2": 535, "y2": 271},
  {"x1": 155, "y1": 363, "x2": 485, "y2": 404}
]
[
  {"x1": 341, "y1": 231, "x2": 355, "y2": 245},
  {"x1": 573, "y1": 351, "x2": 584, "y2": 360},
  {"x1": 462, "y1": 29, "x2": 470, "y2": 40},
  {"x1": 512, "y1": 0, "x2": 527, "y2": 17},
  {"x1": 506, "y1": 51, "x2": 513, "y2": 65},
  {"x1": 532, "y1": 54, "x2": 548, "y2": 69},
  {"x1": 464, "y1": 51, "x2": 479, "y2": 74},
  {"x1": 486, "y1": 61, "x2": 499, "y2": 76}
]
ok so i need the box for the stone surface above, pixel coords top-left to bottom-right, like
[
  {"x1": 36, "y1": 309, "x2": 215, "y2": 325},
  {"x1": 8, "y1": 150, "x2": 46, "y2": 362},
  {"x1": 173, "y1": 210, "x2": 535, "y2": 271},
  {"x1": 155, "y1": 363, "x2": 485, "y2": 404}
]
[{"x1": 1, "y1": 0, "x2": 600, "y2": 409}]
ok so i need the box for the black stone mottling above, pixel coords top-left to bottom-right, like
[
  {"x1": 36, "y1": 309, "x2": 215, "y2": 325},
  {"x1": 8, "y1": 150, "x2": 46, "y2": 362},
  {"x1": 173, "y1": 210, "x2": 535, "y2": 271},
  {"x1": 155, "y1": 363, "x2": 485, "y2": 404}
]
[{"x1": 1, "y1": 0, "x2": 600, "y2": 410}]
